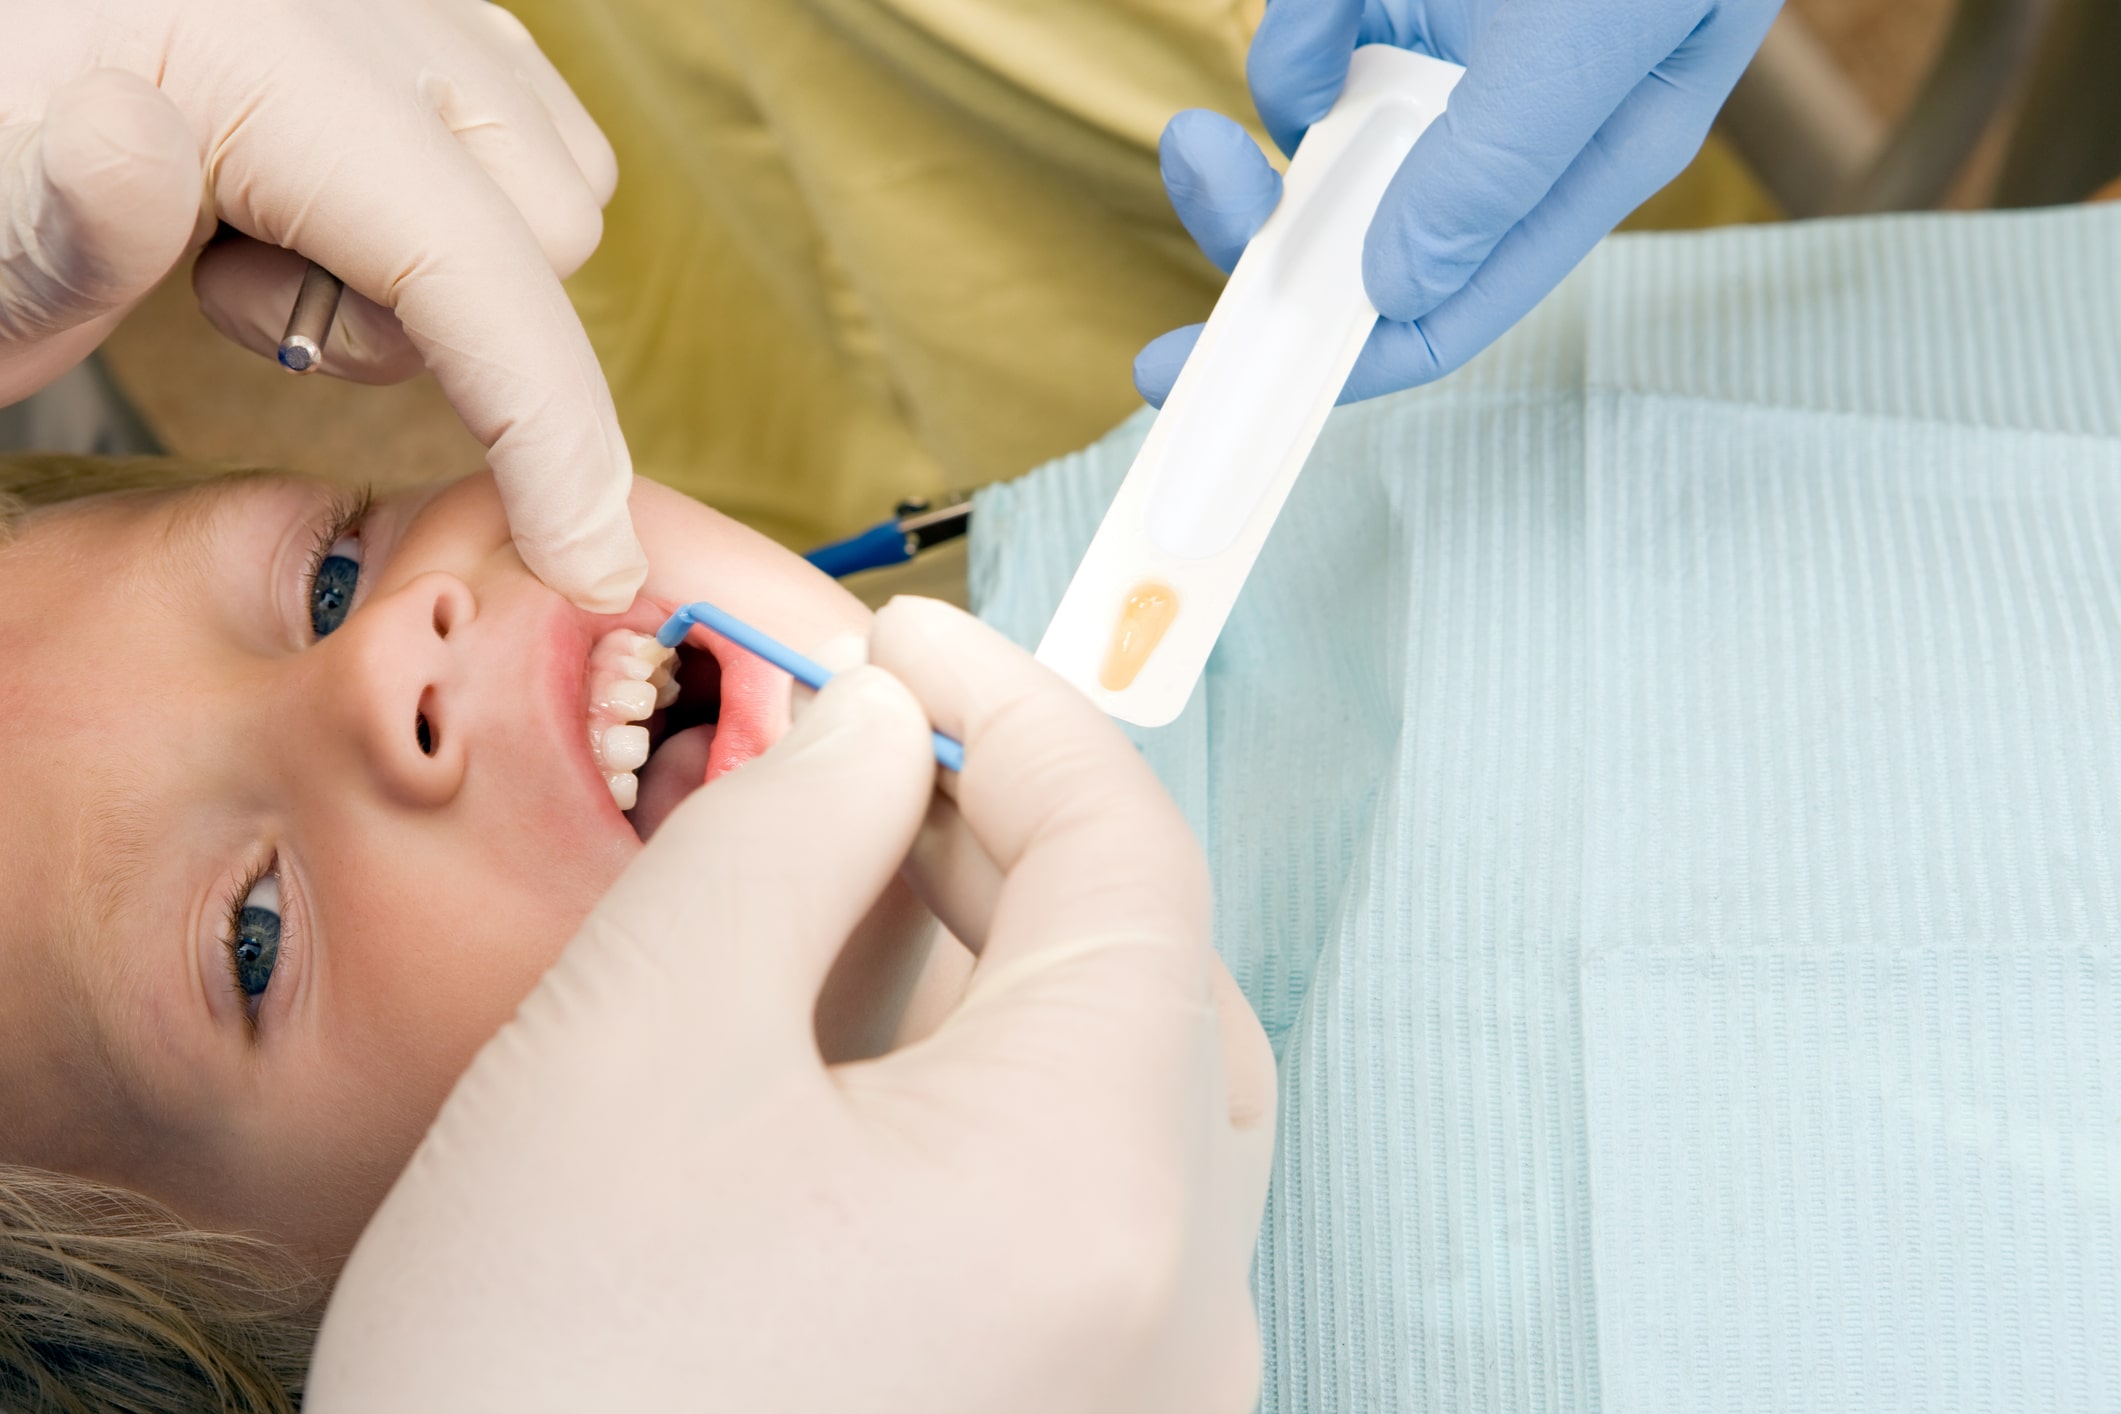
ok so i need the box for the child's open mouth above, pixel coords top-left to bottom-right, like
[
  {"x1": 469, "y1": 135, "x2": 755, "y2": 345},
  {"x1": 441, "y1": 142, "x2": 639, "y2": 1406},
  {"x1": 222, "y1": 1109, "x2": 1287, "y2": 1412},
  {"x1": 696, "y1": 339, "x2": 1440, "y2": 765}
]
[{"x1": 584, "y1": 627, "x2": 735, "y2": 842}]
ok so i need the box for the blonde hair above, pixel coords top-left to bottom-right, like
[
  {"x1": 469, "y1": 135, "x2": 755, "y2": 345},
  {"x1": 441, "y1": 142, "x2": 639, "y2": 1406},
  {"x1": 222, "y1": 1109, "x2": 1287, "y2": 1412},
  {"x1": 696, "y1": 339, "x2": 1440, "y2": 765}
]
[
  {"x1": 0, "y1": 1165, "x2": 321, "y2": 1413},
  {"x1": 1, "y1": 455, "x2": 326, "y2": 1410}
]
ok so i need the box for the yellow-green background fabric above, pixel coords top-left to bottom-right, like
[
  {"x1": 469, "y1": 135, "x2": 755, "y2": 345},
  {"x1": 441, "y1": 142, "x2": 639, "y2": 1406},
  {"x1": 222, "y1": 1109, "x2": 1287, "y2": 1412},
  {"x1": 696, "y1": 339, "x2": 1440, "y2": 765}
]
[
  {"x1": 506, "y1": 0, "x2": 1775, "y2": 549},
  {"x1": 502, "y1": 0, "x2": 1256, "y2": 546}
]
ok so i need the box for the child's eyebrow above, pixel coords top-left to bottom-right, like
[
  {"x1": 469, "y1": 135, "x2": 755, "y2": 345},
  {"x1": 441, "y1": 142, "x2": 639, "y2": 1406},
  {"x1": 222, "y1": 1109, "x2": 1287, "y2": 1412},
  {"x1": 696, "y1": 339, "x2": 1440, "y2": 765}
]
[
  {"x1": 59, "y1": 764, "x2": 202, "y2": 1119},
  {"x1": 157, "y1": 473, "x2": 277, "y2": 569},
  {"x1": 145, "y1": 474, "x2": 304, "y2": 625}
]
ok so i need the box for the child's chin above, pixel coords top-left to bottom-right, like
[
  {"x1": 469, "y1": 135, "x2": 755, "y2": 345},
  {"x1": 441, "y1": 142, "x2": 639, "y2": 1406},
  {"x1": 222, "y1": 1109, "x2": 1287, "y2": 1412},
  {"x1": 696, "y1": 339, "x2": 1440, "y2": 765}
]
[{"x1": 628, "y1": 723, "x2": 715, "y2": 842}]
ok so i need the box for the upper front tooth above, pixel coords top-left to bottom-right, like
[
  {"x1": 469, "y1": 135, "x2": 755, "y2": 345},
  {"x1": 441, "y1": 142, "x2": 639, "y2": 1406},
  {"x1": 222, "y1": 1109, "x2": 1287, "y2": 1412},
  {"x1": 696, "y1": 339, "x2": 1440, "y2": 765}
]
[{"x1": 596, "y1": 678, "x2": 658, "y2": 720}]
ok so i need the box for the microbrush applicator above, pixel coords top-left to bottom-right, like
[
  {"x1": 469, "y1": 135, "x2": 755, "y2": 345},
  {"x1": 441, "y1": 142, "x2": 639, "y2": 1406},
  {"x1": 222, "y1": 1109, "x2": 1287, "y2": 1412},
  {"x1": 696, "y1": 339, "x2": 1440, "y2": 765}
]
[{"x1": 656, "y1": 602, "x2": 964, "y2": 773}]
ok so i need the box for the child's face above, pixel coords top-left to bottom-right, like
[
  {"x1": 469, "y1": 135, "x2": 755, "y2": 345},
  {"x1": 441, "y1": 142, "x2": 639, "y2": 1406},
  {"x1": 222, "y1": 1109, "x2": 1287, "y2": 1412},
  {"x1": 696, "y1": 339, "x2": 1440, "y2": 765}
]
[{"x1": 0, "y1": 470, "x2": 867, "y2": 1264}]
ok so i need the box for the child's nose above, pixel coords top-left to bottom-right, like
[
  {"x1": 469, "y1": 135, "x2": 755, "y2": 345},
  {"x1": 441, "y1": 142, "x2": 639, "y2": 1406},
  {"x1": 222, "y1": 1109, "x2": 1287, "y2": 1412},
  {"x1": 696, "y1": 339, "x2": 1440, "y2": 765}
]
[{"x1": 327, "y1": 571, "x2": 477, "y2": 808}]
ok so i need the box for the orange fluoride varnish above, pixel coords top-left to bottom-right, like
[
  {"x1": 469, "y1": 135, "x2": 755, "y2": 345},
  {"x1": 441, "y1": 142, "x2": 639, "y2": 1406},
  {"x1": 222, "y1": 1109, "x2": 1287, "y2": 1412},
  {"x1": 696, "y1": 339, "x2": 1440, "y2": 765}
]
[{"x1": 1098, "y1": 580, "x2": 1181, "y2": 692}]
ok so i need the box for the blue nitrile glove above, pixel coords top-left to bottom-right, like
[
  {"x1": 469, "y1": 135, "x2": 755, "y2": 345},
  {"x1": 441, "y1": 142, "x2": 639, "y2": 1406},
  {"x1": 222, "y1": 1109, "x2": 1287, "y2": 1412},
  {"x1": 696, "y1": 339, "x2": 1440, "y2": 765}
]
[{"x1": 1135, "y1": 0, "x2": 1782, "y2": 406}]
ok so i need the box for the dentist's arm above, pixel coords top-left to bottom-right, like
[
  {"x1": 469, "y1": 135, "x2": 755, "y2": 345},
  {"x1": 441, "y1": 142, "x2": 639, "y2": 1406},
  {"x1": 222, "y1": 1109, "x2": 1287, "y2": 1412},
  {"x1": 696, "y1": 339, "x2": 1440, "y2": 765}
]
[
  {"x1": 0, "y1": 0, "x2": 642, "y2": 609},
  {"x1": 307, "y1": 597, "x2": 1276, "y2": 1414},
  {"x1": 1136, "y1": 0, "x2": 1781, "y2": 405}
]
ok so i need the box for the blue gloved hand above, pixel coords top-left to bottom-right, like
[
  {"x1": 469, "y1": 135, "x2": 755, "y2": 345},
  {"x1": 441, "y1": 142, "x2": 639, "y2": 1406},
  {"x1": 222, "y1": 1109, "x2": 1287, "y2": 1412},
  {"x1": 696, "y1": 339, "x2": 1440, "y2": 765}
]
[{"x1": 1135, "y1": 0, "x2": 1781, "y2": 406}]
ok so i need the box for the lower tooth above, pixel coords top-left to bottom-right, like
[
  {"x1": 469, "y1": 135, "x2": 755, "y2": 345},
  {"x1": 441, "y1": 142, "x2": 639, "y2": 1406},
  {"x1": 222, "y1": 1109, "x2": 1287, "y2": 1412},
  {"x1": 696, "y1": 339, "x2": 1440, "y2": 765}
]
[
  {"x1": 602, "y1": 724, "x2": 651, "y2": 772},
  {"x1": 607, "y1": 772, "x2": 638, "y2": 811}
]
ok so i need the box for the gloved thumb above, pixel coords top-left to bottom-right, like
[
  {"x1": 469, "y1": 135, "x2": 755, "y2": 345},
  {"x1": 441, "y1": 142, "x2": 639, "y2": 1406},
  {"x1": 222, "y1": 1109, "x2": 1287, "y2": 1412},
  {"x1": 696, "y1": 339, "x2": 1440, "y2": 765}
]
[
  {"x1": 0, "y1": 70, "x2": 201, "y2": 402},
  {"x1": 552, "y1": 661, "x2": 938, "y2": 1075}
]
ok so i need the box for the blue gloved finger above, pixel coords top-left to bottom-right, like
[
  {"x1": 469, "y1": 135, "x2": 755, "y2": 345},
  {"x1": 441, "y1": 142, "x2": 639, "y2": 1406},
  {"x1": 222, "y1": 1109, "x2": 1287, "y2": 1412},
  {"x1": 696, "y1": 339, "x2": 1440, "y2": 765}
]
[
  {"x1": 1133, "y1": 322, "x2": 1205, "y2": 408},
  {"x1": 1342, "y1": 54, "x2": 1740, "y2": 400},
  {"x1": 1246, "y1": 0, "x2": 1366, "y2": 156},
  {"x1": 1361, "y1": 0, "x2": 1716, "y2": 325},
  {"x1": 1161, "y1": 109, "x2": 1283, "y2": 275}
]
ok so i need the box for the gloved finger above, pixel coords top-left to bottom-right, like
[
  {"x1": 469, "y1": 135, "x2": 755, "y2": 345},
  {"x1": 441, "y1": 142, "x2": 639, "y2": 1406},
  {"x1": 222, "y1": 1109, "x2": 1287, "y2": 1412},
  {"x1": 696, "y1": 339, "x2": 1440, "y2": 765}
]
[
  {"x1": 813, "y1": 872, "x2": 938, "y2": 1065},
  {"x1": 789, "y1": 631, "x2": 1006, "y2": 954},
  {"x1": 1360, "y1": 0, "x2": 1708, "y2": 325},
  {"x1": 784, "y1": 631, "x2": 979, "y2": 1030},
  {"x1": 416, "y1": 47, "x2": 605, "y2": 279},
  {"x1": 464, "y1": 2, "x2": 620, "y2": 207},
  {"x1": 1161, "y1": 109, "x2": 1282, "y2": 275},
  {"x1": 0, "y1": 70, "x2": 200, "y2": 401},
  {"x1": 563, "y1": 663, "x2": 936, "y2": 1075},
  {"x1": 191, "y1": 234, "x2": 425, "y2": 384},
  {"x1": 1133, "y1": 322, "x2": 1202, "y2": 408},
  {"x1": 1246, "y1": 0, "x2": 1365, "y2": 156},
  {"x1": 207, "y1": 66, "x2": 643, "y2": 611},
  {"x1": 869, "y1": 598, "x2": 1207, "y2": 962},
  {"x1": 906, "y1": 788, "x2": 1004, "y2": 953},
  {"x1": 907, "y1": 797, "x2": 1237, "y2": 1094},
  {"x1": 786, "y1": 631, "x2": 869, "y2": 716},
  {"x1": 867, "y1": 598, "x2": 1215, "y2": 1098},
  {"x1": 1341, "y1": 61, "x2": 1730, "y2": 399}
]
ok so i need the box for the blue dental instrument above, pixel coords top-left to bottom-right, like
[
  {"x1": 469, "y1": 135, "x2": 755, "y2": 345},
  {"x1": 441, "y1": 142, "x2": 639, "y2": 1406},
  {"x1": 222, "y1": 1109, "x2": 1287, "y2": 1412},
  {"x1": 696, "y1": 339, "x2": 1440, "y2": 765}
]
[
  {"x1": 656, "y1": 601, "x2": 964, "y2": 772},
  {"x1": 803, "y1": 497, "x2": 972, "y2": 578}
]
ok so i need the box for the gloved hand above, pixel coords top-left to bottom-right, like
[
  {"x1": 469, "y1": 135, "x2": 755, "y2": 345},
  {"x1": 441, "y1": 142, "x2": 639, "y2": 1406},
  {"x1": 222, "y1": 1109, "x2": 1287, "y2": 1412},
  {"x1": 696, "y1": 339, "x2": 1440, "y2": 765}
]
[
  {"x1": 0, "y1": 1, "x2": 643, "y2": 610},
  {"x1": 306, "y1": 596, "x2": 1277, "y2": 1414},
  {"x1": 1136, "y1": 0, "x2": 1781, "y2": 405}
]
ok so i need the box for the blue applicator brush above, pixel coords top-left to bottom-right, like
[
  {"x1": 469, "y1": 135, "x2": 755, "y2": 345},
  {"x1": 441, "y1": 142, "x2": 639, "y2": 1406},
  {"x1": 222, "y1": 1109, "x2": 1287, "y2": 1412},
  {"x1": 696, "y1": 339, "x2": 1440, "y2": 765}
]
[{"x1": 656, "y1": 601, "x2": 964, "y2": 773}]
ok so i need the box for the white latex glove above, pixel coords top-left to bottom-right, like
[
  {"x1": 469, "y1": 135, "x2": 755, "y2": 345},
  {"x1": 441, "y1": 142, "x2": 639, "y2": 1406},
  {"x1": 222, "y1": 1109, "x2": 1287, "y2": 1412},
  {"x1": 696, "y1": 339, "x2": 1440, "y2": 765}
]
[
  {"x1": 308, "y1": 597, "x2": 1276, "y2": 1414},
  {"x1": 0, "y1": 1, "x2": 644, "y2": 610}
]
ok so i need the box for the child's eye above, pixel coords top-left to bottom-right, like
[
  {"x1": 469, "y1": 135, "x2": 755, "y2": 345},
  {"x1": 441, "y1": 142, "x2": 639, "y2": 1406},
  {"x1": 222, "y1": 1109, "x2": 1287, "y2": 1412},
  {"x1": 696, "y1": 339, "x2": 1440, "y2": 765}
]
[
  {"x1": 302, "y1": 487, "x2": 372, "y2": 642},
  {"x1": 228, "y1": 870, "x2": 283, "y2": 1009},
  {"x1": 308, "y1": 533, "x2": 362, "y2": 639}
]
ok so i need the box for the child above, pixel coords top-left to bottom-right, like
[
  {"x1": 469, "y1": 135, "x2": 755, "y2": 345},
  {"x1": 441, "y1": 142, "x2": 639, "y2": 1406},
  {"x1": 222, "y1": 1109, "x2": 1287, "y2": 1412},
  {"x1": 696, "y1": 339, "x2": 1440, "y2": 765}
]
[{"x1": 0, "y1": 456, "x2": 952, "y2": 1347}]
